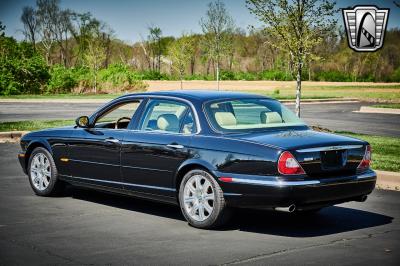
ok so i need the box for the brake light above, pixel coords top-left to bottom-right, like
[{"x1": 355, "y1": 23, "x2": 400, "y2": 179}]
[
  {"x1": 278, "y1": 151, "x2": 305, "y2": 175},
  {"x1": 358, "y1": 145, "x2": 372, "y2": 170}
]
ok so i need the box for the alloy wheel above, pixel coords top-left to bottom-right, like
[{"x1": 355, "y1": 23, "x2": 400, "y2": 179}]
[
  {"x1": 183, "y1": 174, "x2": 215, "y2": 222},
  {"x1": 30, "y1": 153, "x2": 51, "y2": 191}
]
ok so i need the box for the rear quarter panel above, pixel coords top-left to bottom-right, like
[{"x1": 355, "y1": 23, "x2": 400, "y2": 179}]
[{"x1": 187, "y1": 135, "x2": 280, "y2": 177}]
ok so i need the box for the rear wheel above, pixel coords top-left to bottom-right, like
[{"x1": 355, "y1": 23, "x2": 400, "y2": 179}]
[
  {"x1": 28, "y1": 147, "x2": 65, "y2": 196},
  {"x1": 179, "y1": 169, "x2": 231, "y2": 229}
]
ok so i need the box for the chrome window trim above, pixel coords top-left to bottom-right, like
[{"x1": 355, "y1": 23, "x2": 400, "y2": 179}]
[
  {"x1": 88, "y1": 95, "x2": 201, "y2": 134},
  {"x1": 137, "y1": 95, "x2": 201, "y2": 135},
  {"x1": 202, "y1": 97, "x2": 309, "y2": 135},
  {"x1": 296, "y1": 145, "x2": 364, "y2": 153}
]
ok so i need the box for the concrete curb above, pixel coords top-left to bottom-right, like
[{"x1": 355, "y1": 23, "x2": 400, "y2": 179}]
[
  {"x1": 356, "y1": 106, "x2": 400, "y2": 115},
  {"x1": 375, "y1": 170, "x2": 400, "y2": 191},
  {"x1": 0, "y1": 131, "x2": 28, "y2": 139},
  {"x1": 0, "y1": 131, "x2": 398, "y2": 191}
]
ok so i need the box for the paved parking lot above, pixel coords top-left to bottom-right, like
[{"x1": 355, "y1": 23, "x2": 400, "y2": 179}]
[{"x1": 0, "y1": 143, "x2": 399, "y2": 265}]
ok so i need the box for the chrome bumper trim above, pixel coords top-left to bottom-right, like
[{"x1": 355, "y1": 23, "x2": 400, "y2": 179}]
[
  {"x1": 296, "y1": 145, "x2": 363, "y2": 153},
  {"x1": 230, "y1": 178, "x2": 321, "y2": 187},
  {"x1": 219, "y1": 170, "x2": 376, "y2": 187}
]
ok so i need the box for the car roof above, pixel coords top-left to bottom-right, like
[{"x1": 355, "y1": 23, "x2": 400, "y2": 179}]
[{"x1": 119, "y1": 90, "x2": 273, "y2": 102}]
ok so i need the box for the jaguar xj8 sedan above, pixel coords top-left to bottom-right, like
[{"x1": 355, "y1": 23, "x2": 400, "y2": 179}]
[{"x1": 18, "y1": 91, "x2": 376, "y2": 229}]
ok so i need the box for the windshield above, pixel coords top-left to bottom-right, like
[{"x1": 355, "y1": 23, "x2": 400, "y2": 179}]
[{"x1": 204, "y1": 98, "x2": 307, "y2": 133}]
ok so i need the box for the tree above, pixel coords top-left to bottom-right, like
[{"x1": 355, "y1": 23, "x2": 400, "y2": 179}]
[
  {"x1": 168, "y1": 34, "x2": 195, "y2": 89},
  {"x1": 200, "y1": 0, "x2": 235, "y2": 90},
  {"x1": 36, "y1": 0, "x2": 60, "y2": 64},
  {"x1": 21, "y1": 6, "x2": 38, "y2": 49},
  {"x1": 0, "y1": 21, "x2": 5, "y2": 37},
  {"x1": 148, "y1": 26, "x2": 162, "y2": 72},
  {"x1": 84, "y1": 35, "x2": 106, "y2": 94},
  {"x1": 69, "y1": 12, "x2": 101, "y2": 65},
  {"x1": 246, "y1": 0, "x2": 337, "y2": 117}
]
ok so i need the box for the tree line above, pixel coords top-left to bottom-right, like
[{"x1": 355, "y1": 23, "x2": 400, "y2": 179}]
[{"x1": 1, "y1": 0, "x2": 400, "y2": 98}]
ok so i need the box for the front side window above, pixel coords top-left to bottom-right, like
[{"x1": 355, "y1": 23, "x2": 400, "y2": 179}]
[
  {"x1": 205, "y1": 98, "x2": 307, "y2": 133},
  {"x1": 95, "y1": 100, "x2": 141, "y2": 129},
  {"x1": 141, "y1": 99, "x2": 196, "y2": 134}
]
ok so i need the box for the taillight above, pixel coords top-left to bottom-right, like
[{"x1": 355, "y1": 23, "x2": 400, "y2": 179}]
[
  {"x1": 278, "y1": 151, "x2": 305, "y2": 175},
  {"x1": 358, "y1": 145, "x2": 372, "y2": 170}
]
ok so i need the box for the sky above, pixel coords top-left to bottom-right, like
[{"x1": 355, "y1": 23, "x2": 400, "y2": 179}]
[{"x1": 0, "y1": 0, "x2": 399, "y2": 44}]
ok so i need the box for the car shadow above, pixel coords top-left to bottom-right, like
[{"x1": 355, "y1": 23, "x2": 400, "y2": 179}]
[
  {"x1": 68, "y1": 186, "x2": 393, "y2": 237},
  {"x1": 68, "y1": 186, "x2": 185, "y2": 221},
  {"x1": 228, "y1": 207, "x2": 393, "y2": 237}
]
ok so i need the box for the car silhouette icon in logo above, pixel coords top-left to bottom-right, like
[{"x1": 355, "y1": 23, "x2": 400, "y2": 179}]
[{"x1": 342, "y1": 6, "x2": 390, "y2": 52}]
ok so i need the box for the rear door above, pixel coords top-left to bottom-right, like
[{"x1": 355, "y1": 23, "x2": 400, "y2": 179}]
[{"x1": 121, "y1": 98, "x2": 197, "y2": 197}]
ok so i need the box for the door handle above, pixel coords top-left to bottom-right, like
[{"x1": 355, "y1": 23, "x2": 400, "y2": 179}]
[
  {"x1": 105, "y1": 138, "x2": 120, "y2": 144},
  {"x1": 166, "y1": 144, "x2": 184, "y2": 149}
]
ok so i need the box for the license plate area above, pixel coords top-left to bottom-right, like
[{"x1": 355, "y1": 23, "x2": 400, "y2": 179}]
[{"x1": 321, "y1": 150, "x2": 346, "y2": 170}]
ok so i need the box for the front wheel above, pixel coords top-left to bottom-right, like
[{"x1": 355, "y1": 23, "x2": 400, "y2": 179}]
[
  {"x1": 179, "y1": 169, "x2": 231, "y2": 229},
  {"x1": 28, "y1": 147, "x2": 65, "y2": 196}
]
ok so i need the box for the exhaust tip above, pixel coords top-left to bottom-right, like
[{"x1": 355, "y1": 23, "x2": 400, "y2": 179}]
[{"x1": 275, "y1": 204, "x2": 296, "y2": 213}]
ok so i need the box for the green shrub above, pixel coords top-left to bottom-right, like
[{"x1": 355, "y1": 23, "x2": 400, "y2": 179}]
[
  {"x1": 389, "y1": 67, "x2": 400, "y2": 82},
  {"x1": 220, "y1": 70, "x2": 235, "y2": 80},
  {"x1": 234, "y1": 72, "x2": 257, "y2": 81},
  {"x1": 140, "y1": 70, "x2": 169, "y2": 80},
  {"x1": 0, "y1": 37, "x2": 49, "y2": 95},
  {"x1": 259, "y1": 70, "x2": 292, "y2": 81},
  {"x1": 47, "y1": 65, "x2": 77, "y2": 94},
  {"x1": 314, "y1": 71, "x2": 352, "y2": 82},
  {"x1": 99, "y1": 64, "x2": 148, "y2": 92}
]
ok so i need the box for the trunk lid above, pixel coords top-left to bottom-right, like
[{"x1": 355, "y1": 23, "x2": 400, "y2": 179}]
[{"x1": 234, "y1": 129, "x2": 367, "y2": 177}]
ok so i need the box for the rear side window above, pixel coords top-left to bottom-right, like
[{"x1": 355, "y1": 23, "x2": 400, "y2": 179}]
[{"x1": 140, "y1": 99, "x2": 196, "y2": 134}]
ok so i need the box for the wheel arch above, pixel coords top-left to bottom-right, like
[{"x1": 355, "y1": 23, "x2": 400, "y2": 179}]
[
  {"x1": 173, "y1": 159, "x2": 217, "y2": 193},
  {"x1": 24, "y1": 140, "x2": 52, "y2": 170}
]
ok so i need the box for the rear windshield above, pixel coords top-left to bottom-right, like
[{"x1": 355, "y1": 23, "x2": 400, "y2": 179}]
[{"x1": 204, "y1": 98, "x2": 307, "y2": 133}]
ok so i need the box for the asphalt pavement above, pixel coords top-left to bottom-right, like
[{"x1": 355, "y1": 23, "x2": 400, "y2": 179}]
[
  {"x1": 0, "y1": 143, "x2": 399, "y2": 265},
  {"x1": 0, "y1": 101, "x2": 399, "y2": 137}
]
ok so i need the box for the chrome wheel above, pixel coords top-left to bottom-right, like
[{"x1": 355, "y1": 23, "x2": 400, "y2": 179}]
[
  {"x1": 30, "y1": 153, "x2": 51, "y2": 191},
  {"x1": 183, "y1": 174, "x2": 215, "y2": 222}
]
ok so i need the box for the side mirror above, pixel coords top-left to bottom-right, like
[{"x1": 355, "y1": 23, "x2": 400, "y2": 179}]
[{"x1": 75, "y1": 116, "x2": 90, "y2": 128}]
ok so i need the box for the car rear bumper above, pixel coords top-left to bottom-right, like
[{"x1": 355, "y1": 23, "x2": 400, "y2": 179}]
[{"x1": 216, "y1": 170, "x2": 377, "y2": 210}]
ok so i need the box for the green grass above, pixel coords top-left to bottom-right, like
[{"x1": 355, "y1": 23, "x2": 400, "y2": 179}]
[
  {"x1": 0, "y1": 120, "x2": 74, "y2": 132},
  {"x1": 372, "y1": 103, "x2": 400, "y2": 109},
  {"x1": 337, "y1": 132, "x2": 400, "y2": 172}
]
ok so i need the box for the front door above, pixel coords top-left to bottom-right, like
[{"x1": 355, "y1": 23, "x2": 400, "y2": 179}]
[
  {"x1": 68, "y1": 99, "x2": 142, "y2": 189},
  {"x1": 121, "y1": 98, "x2": 197, "y2": 197}
]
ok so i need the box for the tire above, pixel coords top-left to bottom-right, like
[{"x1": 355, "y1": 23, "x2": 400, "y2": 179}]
[
  {"x1": 27, "y1": 147, "x2": 65, "y2": 196},
  {"x1": 179, "y1": 169, "x2": 231, "y2": 229}
]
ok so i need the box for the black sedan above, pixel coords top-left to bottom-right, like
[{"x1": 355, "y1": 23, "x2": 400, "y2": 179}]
[{"x1": 18, "y1": 91, "x2": 376, "y2": 229}]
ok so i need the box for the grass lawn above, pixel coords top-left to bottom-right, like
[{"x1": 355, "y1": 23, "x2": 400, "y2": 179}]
[
  {"x1": 0, "y1": 120, "x2": 74, "y2": 132},
  {"x1": 371, "y1": 103, "x2": 400, "y2": 109},
  {"x1": 338, "y1": 132, "x2": 400, "y2": 172}
]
